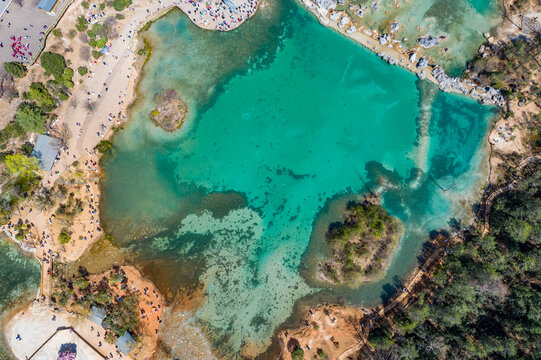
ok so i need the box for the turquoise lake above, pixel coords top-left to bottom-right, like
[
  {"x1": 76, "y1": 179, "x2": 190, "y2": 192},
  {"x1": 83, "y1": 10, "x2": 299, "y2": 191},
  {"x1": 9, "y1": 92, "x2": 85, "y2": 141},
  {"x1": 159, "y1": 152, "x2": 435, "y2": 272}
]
[{"x1": 101, "y1": 0, "x2": 499, "y2": 356}]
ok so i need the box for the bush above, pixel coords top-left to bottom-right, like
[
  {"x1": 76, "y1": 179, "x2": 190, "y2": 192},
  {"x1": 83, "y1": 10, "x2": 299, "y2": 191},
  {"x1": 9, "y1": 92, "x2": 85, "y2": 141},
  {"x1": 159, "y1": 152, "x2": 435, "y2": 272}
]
[
  {"x1": 52, "y1": 29, "x2": 62, "y2": 37},
  {"x1": 3, "y1": 62, "x2": 27, "y2": 78},
  {"x1": 14, "y1": 102, "x2": 47, "y2": 133},
  {"x1": 92, "y1": 50, "x2": 102, "y2": 59},
  {"x1": 68, "y1": 29, "x2": 77, "y2": 39},
  {"x1": 76, "y1": 15, "x2": 88, "y2": 32},
  {"x1": 115, "y1": 14, "x2": 124, "y2": 19},
  {"x1": 77, "y1": 66, "x2": 88, "y2": 76},
  {"x1": 81, "y1": 0, "x2": 89, "y2": 8},
  {"x1": 58, "y1": 229, "x2": 71, "y2": 244}
]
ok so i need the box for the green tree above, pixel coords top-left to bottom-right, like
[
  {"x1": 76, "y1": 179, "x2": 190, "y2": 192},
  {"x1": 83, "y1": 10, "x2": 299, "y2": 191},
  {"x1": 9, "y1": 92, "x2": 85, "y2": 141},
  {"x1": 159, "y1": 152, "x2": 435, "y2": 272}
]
[
  {"x1": 24, "y1": 82, "x2": 56, "y2": 111},
  {"x1": 58, "y1": 229, "x2": 71, "y2": 244},
  {"x1": 40, "y1": 52, "x2": 66, "y2": 79},
  {"x1": 76, "y1": 16, "x2": 88, "y2": 32},
  {"x1": 14, "y1": 102, "x2": 47, "y2": 133},
  {"x1": 4, "y1": 154, "x2": 38, "y2": 177},
  {"x1": 3, "y1": 62, "x2": 27, "y2": 78},
  {"x1": 77, "y1": 66, "x2": 88, "y2": 76}
]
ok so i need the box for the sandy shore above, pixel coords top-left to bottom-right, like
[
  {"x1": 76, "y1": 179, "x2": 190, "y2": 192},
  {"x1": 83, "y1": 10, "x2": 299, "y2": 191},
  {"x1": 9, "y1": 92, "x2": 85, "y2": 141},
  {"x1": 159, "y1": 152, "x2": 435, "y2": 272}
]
[
  {"x1": 2, "y1": 0, "x2": 260, "y2": 357},
  {"x1": 3, "y1": 265, "x2": 163, "y2": 360}
]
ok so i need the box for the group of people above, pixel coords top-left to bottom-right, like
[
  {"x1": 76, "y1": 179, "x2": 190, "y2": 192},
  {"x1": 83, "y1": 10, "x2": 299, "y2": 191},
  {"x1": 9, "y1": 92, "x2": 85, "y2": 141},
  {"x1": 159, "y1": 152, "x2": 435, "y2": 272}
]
[{"x1": 179, "y1": 0, "x2": 260, "y2": 31}]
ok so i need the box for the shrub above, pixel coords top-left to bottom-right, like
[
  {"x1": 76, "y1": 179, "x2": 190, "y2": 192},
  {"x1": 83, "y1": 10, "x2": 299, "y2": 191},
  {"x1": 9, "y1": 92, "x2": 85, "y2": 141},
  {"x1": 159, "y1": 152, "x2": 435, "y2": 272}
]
[
  {"x1": 81, "y1": 1, "x2": 89, "y2": 8},
  {"x1": 3, "y1": 62, "x2": 27, "y2": 78},
  {"x1": 58, "y1": 229, "x2": 71, "y2": 244},
  {"x1": 52, "y1": 29, "x2": 62, "y2": 37},
  {"x1": 68, "y1": 29, "x2": 77, "y2": 39},
  {"x1": 96, "y1": 140, "x2": 112, "y2": 153},
  {"x1": 0, "y1": 122, "x2": 24, "y2": 143},
  {"x1": 112, "y1": 0, "x2": 131, "y2": 11},
  {"x1": 91, "y1": 50, "x2": 102, "y2": 59},
  {"x1": 77, "y1": 66, "x2": 88, "y2": 76},
  {"x1": 291, "y1": 347, "x2": 304, "y2": 360}
]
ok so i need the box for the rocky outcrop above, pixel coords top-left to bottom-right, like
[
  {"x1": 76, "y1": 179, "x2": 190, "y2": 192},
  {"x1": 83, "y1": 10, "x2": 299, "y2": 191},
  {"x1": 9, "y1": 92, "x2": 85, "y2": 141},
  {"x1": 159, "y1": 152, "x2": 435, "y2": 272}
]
[{"x1": 149, "y1": 89, "x2": 187, "y2": 132}]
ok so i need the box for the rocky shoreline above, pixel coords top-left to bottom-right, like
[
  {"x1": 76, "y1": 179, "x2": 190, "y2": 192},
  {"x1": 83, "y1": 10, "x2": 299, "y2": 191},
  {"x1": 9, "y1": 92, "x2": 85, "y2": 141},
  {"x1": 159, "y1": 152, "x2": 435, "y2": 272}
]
[{"x1": 300, "y1": 0, "x2": 505, "y2": 107}]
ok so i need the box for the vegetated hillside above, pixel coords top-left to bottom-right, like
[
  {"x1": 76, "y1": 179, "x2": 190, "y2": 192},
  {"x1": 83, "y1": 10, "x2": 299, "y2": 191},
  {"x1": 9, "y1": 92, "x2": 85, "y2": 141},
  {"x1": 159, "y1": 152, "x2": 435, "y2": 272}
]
[
  {"x1": 367, "y1": 168, "x2": 540, "y2": 359},
  {"x1": 320, "y1": 200, "x2": 403, "y2": 286}
]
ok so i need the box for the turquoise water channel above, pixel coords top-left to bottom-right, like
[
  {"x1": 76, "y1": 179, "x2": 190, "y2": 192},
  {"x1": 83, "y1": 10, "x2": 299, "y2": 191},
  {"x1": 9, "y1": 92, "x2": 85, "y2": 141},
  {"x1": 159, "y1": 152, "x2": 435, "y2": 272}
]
[{"x1": 101, "y1": 0, "x2": 499, "y2": 356}]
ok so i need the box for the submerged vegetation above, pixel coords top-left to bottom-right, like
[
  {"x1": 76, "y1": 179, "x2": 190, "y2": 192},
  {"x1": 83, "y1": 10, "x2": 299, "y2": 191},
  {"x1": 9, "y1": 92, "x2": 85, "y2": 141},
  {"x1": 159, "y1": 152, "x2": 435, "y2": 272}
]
[
  {"x1": 367, "y1": 167, "x2": 541, "y2": 359},
  {"x1": 320, "y1": 200, "x2": 402, "y2": 285}
]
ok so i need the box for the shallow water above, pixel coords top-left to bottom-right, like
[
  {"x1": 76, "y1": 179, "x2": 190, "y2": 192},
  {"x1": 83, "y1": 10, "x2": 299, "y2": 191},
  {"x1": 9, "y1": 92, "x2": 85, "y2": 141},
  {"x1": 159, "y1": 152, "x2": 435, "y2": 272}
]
[
  {"x1": 346, "y1": 0, "x2": 502, "y2": 75},
  {"x1": 101, "y1": 0, "x2": 498, "y2": 356},
  {"x1": 0, "y1": 238, "x2": 41, "y2": 359}
]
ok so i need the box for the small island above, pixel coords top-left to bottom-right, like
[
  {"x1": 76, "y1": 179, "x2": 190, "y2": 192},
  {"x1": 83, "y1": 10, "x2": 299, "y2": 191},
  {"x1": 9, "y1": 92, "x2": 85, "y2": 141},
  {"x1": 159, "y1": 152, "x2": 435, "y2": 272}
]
[
  {"x1": 149, "y1": 89, "x2": 187, "y2": 132},
  {"x1": 320, "y1": 199, "x2": 403, "y2": 286}
]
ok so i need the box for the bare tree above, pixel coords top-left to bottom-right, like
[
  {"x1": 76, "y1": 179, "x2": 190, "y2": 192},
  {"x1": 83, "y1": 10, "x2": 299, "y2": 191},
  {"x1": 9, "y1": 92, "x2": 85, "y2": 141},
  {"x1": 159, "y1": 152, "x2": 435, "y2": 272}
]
[
  {"x1": 58, "y1": 123, "x2": 71, "y2": 147},
  {"x1": 80, "y1": 46, "x2": 91, "y2": 61}
]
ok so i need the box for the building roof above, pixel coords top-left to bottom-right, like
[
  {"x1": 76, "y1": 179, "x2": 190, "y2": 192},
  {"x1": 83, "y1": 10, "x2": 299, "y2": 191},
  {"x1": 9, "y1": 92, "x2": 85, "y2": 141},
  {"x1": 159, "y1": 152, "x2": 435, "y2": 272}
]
[
  {"x1": 87, "y1": 306, "x2": 107, "y2": 326},
  {"x1": 115, "y1": 331, "x2": 136, "y2": 355},
  {"x1": 37, "y1": 0, "x2": 58, "y2": 12},
  {"x1": 31, "y1": 134, "x2": 61, "y2": 171}
]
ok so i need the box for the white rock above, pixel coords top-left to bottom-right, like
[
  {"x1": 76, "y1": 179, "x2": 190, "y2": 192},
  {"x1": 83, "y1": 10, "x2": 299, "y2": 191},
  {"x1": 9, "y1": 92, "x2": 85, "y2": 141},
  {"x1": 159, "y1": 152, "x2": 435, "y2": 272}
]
[
  {"x1": 329, "y1": 10, "x2": 341, "y2": 21},
  {"x1": 391, "y1": 21, "x2": 399, "y2": 32},
  {"x1": 346, "y1": 25, "x2": 356, "y2": 34},
  {"x1": 338, "y1": 15, "x2": 350, "y2": 28},
  {"x1": 409, "y1": 52, "x2": 417, "y2": 63}
]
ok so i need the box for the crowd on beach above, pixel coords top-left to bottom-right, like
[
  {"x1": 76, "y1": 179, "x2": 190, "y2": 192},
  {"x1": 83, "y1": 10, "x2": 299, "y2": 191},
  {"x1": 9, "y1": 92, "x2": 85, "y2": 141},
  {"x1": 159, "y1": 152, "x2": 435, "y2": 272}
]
[{"x1": 179, "y1": 0, "x2": 260, "y2": 30}]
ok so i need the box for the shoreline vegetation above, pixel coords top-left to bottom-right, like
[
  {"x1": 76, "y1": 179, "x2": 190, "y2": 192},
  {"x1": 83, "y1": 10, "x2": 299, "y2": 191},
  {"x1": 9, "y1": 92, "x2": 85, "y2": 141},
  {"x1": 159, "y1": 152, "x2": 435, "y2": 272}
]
[
  {"x1": 0, "y1": 0, "x2": 538, "y2": 359},
  {"x1": 319, "y1": 198, "x2": 403, "y2": 286},
  {"x1": 278, "y1": 0, "x2": 541, "y2": 358}
]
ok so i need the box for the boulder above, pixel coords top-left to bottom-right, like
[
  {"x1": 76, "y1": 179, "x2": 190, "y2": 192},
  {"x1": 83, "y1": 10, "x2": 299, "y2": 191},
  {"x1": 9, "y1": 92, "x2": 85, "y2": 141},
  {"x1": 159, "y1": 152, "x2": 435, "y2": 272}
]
[
  {"x1": 409, "y1": 52, "x2": 417, "y2": 63},
  {"x1": 338, "y1": 15, "x2": 350, "y2": 28},
  {"x1": 418, "y1": 36, "x2": 439, "y2": 48},
  {"x1": 346, "y1": 25, "x2": 356, "y2": 34},
  {"x1": 391, "y1": 22, "x2": 399, "y2": 33},
  {"x1": 416, "y1": 57, "x2": 428, "y2": 69}
]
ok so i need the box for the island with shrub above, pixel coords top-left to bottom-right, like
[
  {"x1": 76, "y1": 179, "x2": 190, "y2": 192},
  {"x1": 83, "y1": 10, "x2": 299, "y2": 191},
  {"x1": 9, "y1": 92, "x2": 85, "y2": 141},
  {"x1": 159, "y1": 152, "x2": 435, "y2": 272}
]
[{"x1": 319, "y1": 199, "x2": 403, "y2": 286}]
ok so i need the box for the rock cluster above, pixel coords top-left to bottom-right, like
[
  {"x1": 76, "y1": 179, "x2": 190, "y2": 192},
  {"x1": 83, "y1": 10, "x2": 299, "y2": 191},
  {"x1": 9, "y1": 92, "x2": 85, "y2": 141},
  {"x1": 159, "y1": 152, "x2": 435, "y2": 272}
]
[
  {"x1": 416, "y1": 57, "x2": 428, "y2": 69},
  {"x1": 418, "y1": 35, "x2": 439, "y2": 48}
]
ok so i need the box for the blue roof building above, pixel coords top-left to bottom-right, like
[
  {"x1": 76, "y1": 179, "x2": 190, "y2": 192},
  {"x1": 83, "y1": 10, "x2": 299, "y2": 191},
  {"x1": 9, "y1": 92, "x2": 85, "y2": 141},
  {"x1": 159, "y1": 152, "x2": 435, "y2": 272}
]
[
  {"x1": 115, "y1": 331, "x2": 136, "y2": 355},
  {"x1": 37, "y1": 0, "x2": 59, "y2": 13},
  {"x1": 31, "y1": 134, "x2": 61, "y2": 171}
]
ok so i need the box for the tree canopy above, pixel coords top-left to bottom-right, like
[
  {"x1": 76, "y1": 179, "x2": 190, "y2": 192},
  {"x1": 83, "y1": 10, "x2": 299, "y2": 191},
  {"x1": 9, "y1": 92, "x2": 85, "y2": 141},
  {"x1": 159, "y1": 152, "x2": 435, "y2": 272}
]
[
  {"x1": 5, "y1": 154, "x2": 39, "y2": 177},
  {"x1": 14, "y1": 102, "x2": 47, "y2": 133},
  {"x1": 368, "y1": 168, "x2": 541, "y2": 359},
  {"x1": 3, "y1": 62, "x2": 27, "y2": 78}
]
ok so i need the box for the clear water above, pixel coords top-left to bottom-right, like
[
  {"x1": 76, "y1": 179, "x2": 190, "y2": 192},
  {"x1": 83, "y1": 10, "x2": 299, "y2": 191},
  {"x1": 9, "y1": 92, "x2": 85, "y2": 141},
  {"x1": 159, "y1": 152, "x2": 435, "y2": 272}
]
[
  {"x1": 101, "y1": 0, "x2": 499, "y2": 356},
  {"x1": 344, "y1": 0, "x2": 502, "y2": 75},
  {"x1": 0, "y1": 238, "x2": 41, "y2": 359}
]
